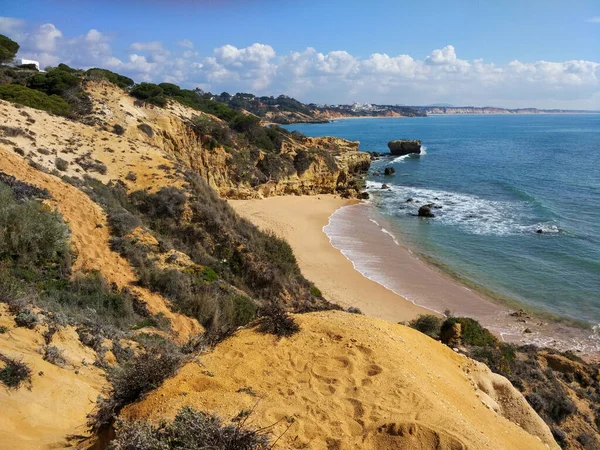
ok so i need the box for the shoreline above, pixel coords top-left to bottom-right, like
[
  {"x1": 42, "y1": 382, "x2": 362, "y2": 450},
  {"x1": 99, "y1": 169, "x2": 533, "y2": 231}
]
[
  {"x1": 230, "y1": 195, "x2": 600, "y2": 360},
  {"x1": 229, "y1": 195, "x2": 433, "y2": 323}
]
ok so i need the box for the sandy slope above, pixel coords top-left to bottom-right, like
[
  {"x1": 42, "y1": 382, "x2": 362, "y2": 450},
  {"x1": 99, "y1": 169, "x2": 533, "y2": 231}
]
[
  {"x1": 0, "y1": 304, "x2": 106, "y2": 449},
  {"x1": 0, "y1": 146, "x2": 202, "y2": 341},
  {"x1": 230, "y1": 195, "x2": 434, "y2": 323},
  {"x1": 124, "y1": 311, "x2": 557, "y2": 450}
]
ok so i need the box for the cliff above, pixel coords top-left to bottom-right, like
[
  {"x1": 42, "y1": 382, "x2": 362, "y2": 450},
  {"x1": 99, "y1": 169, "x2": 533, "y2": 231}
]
[
  {"x1": 0, "y1": 73, "x2": 582, "y2": 450},
  {"x1": 0, "y1": 80, "x2": 369, "y2": 200}
]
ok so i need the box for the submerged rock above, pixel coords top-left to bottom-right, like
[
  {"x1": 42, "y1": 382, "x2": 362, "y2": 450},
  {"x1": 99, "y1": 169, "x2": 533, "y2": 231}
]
[
  {"x1": 388, "y1": 139, "x2": 422, "y2": 156},
  {"x1": 381, "y1": 184, "x2": 389, "y2": 189},
  {"x1": 418, "y1": 205, "x2": 435, "y2": 217},
  {"x1": 384, "y1": 167, "x2": 395, "y2": 176}
]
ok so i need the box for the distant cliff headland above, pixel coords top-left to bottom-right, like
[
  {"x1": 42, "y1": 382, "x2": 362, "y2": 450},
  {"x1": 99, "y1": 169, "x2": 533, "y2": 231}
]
[{"x1": 202, "y1": 92, "x2": 598, "y2": 124}]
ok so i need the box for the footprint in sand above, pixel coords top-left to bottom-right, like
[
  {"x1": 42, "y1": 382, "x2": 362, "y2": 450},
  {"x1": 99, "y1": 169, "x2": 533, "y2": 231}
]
[{"x1": 374, "y1": 422, "x2": 467, "y2": 450}]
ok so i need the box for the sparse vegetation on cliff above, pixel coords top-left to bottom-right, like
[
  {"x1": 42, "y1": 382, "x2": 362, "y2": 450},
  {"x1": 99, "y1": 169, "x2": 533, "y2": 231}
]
[
  {"x1": 408, "y1": 314, "x2": 600, "y2": 449},
  {"x1": 109, "y1": 406, "x2": 270, "y2": 450}
]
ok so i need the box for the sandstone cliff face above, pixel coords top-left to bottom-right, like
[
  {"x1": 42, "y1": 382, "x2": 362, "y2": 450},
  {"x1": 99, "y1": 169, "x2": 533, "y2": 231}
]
[{"x1": 85, "y1": 81, "x2": 370, "y2": 199}]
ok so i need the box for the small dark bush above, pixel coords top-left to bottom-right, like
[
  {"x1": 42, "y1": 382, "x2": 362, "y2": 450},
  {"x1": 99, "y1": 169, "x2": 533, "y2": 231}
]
[
  {"x1": 125, "y1": 171, "x2": 137, "y2": 182},
  {"x1": 14, "y1": 308, "x2": 39, "y2": 328},
  {"x1": 109, "y1": 406, "x2": 270, "y2": 450},
  {"x1": 75, "y1": 155, "x2": 108, "y2": 175},
  {"x1": 0, "y1": 325, "x2": 8, "y2": 334},
  {"x1": 408, "y1": 314, "x2": 443, "y2": 339},
  {"x1": 55, "y1": 157, "x2": 69, "y2": 171},
  {"x1": 0, "y1": 352, "x2": 32, "y2": 389},
  {"x1": 309, "y1": 285, "x2": 322, "y2": 297},
  {"x1": 257, "y1": 302, "x2": 300, "y2": 338},
  {"x1": 525, "y1": 393, "x2": 546, "y2": 413},
  {"x1": 43, "y1": 345, "x2": 67, "y2": 366},
  {"x1": 113, "y1": 124, "x2": 125, "y2": 135},
  {"x1": 137, "y1": 123, "x2": 154, "y2": 138},
  {"x1": 88, "y1": 341, "x2": 183, "y2": 431}
]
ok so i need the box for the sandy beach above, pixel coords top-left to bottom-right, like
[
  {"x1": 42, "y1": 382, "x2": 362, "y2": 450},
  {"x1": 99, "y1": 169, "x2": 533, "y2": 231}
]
[
  {"x1": 231, "y1": 195, "x2": 446, "y2": 323},
  {"x1": 230, "y1": 195, "x2": 600, "y2": 357},
  {"x1": 230, "y1": 195, "x2": 432, "y2": 323}
]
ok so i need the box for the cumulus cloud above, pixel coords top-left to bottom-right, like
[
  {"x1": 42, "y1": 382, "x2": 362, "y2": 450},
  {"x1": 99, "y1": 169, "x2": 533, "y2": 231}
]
[{"x1": 0, "y1": 16, "x2": 598, "y2": 109}]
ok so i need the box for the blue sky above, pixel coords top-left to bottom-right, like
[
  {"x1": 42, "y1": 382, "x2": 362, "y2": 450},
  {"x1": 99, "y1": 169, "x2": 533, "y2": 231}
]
[{"x1": 2, "y1": 0, "x2": 599, "y2": 108}]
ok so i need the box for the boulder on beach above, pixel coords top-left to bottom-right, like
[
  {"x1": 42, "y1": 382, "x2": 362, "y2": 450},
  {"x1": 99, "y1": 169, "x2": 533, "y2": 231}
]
[
  {"x1": 384, "y1": 167, "x2": 395, "y2": 176},
  {"x1": 418, "y1": 205, "x2": 435, "y2": 217},
  {"x1": 358, "y1": 192, "x2": 370, "y2": 200},
  {"x1": 388, "y1": 139, "x2": 422, "y2": 156}
]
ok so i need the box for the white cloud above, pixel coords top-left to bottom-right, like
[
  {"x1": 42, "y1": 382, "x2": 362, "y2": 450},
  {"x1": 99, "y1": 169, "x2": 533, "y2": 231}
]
[
  {"x1": 586, "y1": 16, "x2": 600, "y2": 23},
  {"x1": 0, "y1": 17, "x2": 25, "y2": 35},
  {"x1": 0, "y1": 16, "x2": 598, "y2": 109},
  {"x1": 425, "y1": 45, "x2": 457, "y2": 65},
  {"x1": 178, "y1": 39, "x2": 194, "y2": 49}
]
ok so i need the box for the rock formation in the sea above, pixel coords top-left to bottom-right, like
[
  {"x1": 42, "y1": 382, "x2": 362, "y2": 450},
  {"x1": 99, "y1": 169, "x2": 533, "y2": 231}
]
[
  {"x1": 381, "y1": 184, "x2": 389, "y2": 189},
  {"x1": 418, "y1": 205, "x2": 435, "y2": 217},
  {"x1": 387, "y1": 139, "x2": 422, "y2": 156},
  {"x1": 384, "y1": 167, "x2": 395, "y2": 176}
]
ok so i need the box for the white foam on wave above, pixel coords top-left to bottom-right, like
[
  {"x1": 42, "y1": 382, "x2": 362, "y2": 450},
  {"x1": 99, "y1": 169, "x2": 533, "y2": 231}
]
[
  {"x1": 380, "y1": 228, "x2": 400, "y2": 245},
  {"x1": 392, "y1": 145, "x2": 427, "y2": 163},
  {"x1": 368, "y1": 183, "x2": 560, "y2": 237}
]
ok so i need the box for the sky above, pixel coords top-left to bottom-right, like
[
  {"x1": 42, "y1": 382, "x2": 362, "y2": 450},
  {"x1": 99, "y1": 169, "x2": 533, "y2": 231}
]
[{"x1": 1, "y1": 0, "x2": 599, "y2": 109}]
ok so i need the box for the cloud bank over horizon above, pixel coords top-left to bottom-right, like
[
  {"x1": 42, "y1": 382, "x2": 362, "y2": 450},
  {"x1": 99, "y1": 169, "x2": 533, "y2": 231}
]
[{"x1": 1, "y1": 16, "x2": 598, "y2": 110}]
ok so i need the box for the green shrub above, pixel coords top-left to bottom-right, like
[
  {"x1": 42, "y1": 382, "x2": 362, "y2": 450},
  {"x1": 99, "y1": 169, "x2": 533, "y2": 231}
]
[
  {"x1": 0, "y1": 84, "x2": 71, "y2": 116},
  {"x1": 109, "y1": 406, "x2": 270, "y2": 450},
  {"x1": 310, "y1": 285, "x2": 322, "y2": 297},
  {"x1": 0, "y1": 325, "x2": 7, "y2": 334},
  {"x1": 441, "y1": 317, "x2": 497, "y2": 347},
  {"x1": 408, "y1": 314, "x2": 443, "y2": 339},
  {"x1": 0, "y1": 34, "x2": 19, "y2": 64},
  {"x1": 0, "y1": 183, "x2": 70, "y2": 267},
  {"x1": 130, "y1": 83, "x2": 166, "y2": 107},
  {"x1": 86, "y1": 68, "x2": 134, "y2": 89},
  {"x1": 0, "y1": 352, "x2": 31, "y2": 389},
  {"x1": 27, "y1": 68, "x2": 80, "y2": 96},
  {"x1": 41, "y1": 270, "x2": 137, "y2": 327}
]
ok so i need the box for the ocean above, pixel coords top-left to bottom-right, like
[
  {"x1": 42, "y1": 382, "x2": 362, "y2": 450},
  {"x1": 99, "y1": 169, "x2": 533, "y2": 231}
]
[{"x1": 285, "y1": 114, "x2": 600, "y2": 350}]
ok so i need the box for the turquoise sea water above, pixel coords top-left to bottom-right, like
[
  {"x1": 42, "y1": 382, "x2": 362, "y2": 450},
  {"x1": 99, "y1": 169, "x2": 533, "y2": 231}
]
[{"x1": 286, "y1": 115, "x2": 600, "y2": 327}]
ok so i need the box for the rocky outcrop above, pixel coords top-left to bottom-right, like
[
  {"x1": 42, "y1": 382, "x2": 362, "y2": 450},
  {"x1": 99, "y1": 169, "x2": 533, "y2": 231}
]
[
  {"x1": 384, "y1": 167, "x2": 395, "y2": 176},
  {"x1": 418, "y1": 205, "x2": 435, "y2": 217},
  {"x1": 388, "y1": 139, "x2": 421, "y2": 156}
]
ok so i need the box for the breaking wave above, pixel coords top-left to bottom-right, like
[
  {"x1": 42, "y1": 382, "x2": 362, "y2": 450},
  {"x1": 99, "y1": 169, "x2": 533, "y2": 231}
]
[{"x1": 366, "y1": 181, "x2": 562, "y2": 237}]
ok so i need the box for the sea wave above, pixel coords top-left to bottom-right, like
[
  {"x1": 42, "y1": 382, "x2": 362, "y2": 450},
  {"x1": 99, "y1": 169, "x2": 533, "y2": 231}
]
[
  {"x1": 392, "y1": 145, "x2": 427, "y2": 163},
  {"x1": 366, "y1": 182, "x2": 562, "y2": 236}
]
